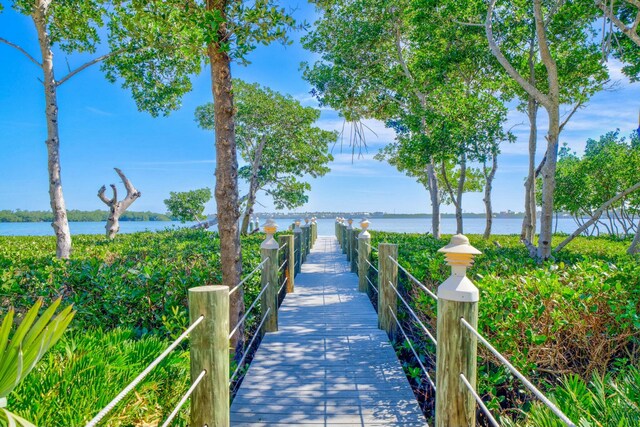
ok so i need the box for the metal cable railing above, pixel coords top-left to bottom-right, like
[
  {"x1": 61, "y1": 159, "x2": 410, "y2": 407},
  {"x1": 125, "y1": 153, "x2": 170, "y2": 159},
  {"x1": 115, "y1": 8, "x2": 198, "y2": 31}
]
[
  {"x1": 388, "y1": 256, "x2": 437, "y2": 301},
  {"x1": 230, "y1": 307, "x2": 271, "y2": 384},
  {"x1": 159, "y1": 370, "x2": 207, "y2": 427},
  {"x1": 459, "y1": 373, "x2": 499, "y2": 427},
  {"x1": 230, "y1": 258, "x2": 270, "y2": 296},
  {"x1": 279, "y1": 277, "x2": 288, "y2": 295},
  {"x1": 229, "y1": 282, "x2": 271, "y2": 339},
  {"x1": 278, "y1": 242, "x2": 288, "y2": 251},
  {"x1": 278, "y1": 259, "x2": 287, "y2": 272},
  {"x1": 85, "y1": 316, "x2": 205, "y2": 427},
  {"x1": 460, "y1": 317, "x2": 577, "y2": 427},
  {"x1": 365, "y1": 259, "x2": 378, "y2": 273},
  {"x1": 388, "y1": 306, "x2": 435, "y2": 390},
  {"x1": 366, "y1": 276, "x2": 378, "y2": 294},
  {"x1": 388, "y1": 280, "x2": 437, "y2": 346}
]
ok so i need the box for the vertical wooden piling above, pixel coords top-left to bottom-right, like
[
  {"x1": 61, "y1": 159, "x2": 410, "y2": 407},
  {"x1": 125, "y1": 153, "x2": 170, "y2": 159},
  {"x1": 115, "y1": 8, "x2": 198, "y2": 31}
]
[
  {"x1": 301, "y1": 224, "x2": 309, "y2": 262},
  {"x1": 341, "y1": 223, "x2": 347, "y2": 254},
  {"x1": 378, "y1": 243, "x2": 398, "y2": 338},
  {"x1": 349, "y1": 229, "x2": 357, "y2": 273},
  {"x1": 279, "y1": 234, "x2": 295, "y2": 292},
  {"x1": 189, "y1": 285, "x2": 229, "y2": 427},
  {"x1": 435, "y1": 234, "x2": 481, "y2": 427},
  {"x1": 357, "y1": 226, "x2": 371, "y2": 293},
  {"x1": 294, "y1": 225, "x2": 302, "y2": 275},
  {"x1": 261, "y1": 236, "x2": 279, "y2": 333}
]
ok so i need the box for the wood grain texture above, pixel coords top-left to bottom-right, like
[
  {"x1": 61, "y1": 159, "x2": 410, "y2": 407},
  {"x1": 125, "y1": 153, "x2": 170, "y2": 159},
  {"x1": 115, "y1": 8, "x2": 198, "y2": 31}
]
[
  {"x1": 189, "y1": 285, "x2": 229, "y2": 427},
  {"x1": 261, "y1": 247, "x2": 279, "y2": 332},
  {"x1": 279, "y1": 234, "x2": 295, "y2": 293},
  {"x1": 378, "y1": 244, "x2": 398, "y2": 338},
  {"x1": 435, "y1": 299, "x2": 478, "y2": 427},
  {"x1": 357, "y1": 235, "x2": 371, "y2": 293}
]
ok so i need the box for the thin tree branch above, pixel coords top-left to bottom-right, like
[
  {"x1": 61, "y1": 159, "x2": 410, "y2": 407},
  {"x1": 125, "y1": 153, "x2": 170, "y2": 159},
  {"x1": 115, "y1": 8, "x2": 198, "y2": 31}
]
[
  {"x1": 97, "y1": 185, "x2": 111, "y2": 206},
  {"x1": 485, "y1": 0, "x2": 551, "y2": 108},
  {"x1": 56, "y1": 48, "x2": 127, "y2": 86},
  {"x1": 451, "y1": 18, "x2": 484, "y2": 28},
  {"x1": 554, "y1": 180, "x2": 640, "y2": 252},
  {"x1": 533, "y1": 0, "x2": 559, "y2": 102},
  {"x1": 440, "y1": 160, "x2": 458, "y2": 209},
  {"x1": 559, "y1": 100, "x2": 585, "y2": 132},
  {"x1": 595, "y1": 0, "x2": 640, "y2": 47},
  {"x1": 114, "y1": 168, "x2": 141, "y2": 211},
  {"x1": 0, "y1": 37, "x2": 42, "y2": 68},
  {"x1": 535, "y1": 154, "x2": 547, "y2": 178}
]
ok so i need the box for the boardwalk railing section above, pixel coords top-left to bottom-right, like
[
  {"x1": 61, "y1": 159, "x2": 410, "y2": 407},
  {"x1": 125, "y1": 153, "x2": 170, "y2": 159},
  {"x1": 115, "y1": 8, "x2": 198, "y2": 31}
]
[
  {"x1": 84, "y1": 218, "x2": 318, "y2": 427},
  {"x1": 334, "y1": 217, "x2": 577, "y2": 427}
]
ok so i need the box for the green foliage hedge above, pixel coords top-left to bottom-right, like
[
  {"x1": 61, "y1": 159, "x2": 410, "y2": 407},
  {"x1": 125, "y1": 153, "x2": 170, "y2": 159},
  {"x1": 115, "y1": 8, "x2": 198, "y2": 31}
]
[
  {"x1": 1, "y1": 229, "x2": 267, "y2": 426},
  {"x1": 0, "y1": 229, "x2": 264, "y2": 337},
  {"x1": 2, "y1": 230, "x2": 638, "y2": 425},
  {"x1": 369, "y1": 232, "x2": 640, "y2": 423}
]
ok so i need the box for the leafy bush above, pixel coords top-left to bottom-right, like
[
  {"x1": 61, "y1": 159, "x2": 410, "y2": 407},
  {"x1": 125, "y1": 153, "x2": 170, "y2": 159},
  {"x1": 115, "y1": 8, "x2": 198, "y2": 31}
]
[
  {"x1": 368, "y1": 232, "x2": 640, "y2": 423},
  {"x1": 503, "y1": 366, "x2": 640, "y2": 427},
  {"x1": 10, "y1": 328, "x2": 190, "y2": 427},
  {"x1": 0, "y1": 229, "x2": 266, "y2": 337}
]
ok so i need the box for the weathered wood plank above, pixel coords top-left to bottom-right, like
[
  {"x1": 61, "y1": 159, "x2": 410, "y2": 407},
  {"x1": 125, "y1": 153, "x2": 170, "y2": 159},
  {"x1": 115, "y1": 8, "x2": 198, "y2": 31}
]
[{"x1": 230, "y1": 236, "x2": 426, "y2": 426}]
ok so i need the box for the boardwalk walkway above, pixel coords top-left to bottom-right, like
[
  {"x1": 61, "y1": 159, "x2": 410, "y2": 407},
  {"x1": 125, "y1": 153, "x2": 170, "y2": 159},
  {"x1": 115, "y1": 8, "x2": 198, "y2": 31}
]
[{"x1": 231, "y1": 236, "x2": 427, "y2": 426}]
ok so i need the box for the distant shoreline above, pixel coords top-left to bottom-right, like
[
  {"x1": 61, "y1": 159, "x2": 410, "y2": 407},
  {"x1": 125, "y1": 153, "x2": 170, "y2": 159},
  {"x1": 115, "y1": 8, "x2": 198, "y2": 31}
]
[
  {"x1": 0, "y1": 210, "x2": 171, "y2": 223},
  {"x1": 259, "y1": 213, "x2": 533, "y2": 219}
]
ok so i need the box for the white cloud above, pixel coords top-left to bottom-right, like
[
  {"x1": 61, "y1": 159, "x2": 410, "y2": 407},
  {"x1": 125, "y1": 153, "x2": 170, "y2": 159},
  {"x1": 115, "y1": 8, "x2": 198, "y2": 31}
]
[{"x1": 86, "y1": 106, "x2": 114, "y2": 116}]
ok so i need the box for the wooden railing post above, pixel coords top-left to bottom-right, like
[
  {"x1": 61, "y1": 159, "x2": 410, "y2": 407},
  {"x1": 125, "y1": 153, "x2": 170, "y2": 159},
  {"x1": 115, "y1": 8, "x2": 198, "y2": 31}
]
[
  {"x1": 378, "y1": 243, "x2": 398, "y2": 338},
  {"x1": 293, "y1": 220, "x2": 302, "y2": 275},
  {"x1": 335, "y1": 218, "x2": 339, "y2": 239},
  {"x1": 311, "y1": 217, "x2": 317, "y2": 245},
  {"x1": 304, "y1": 217, "x2": 311, "y2": 255},
  {"x1": 301, "y1": 219, "x2": 309, "y2": 262},
  {"x1": 435, "y1": 234, "x2": 481, "y2": 427},
  {"x1": 188, "y1": 285, "x2": 229, "y2": 427},
  {"x1": 345, "y1": 218, "x2": 353, "y2": 261},
  {"x1": 341, "y1": 220, "x2": 347, "y2": 254},
  {"x1": 279, "y1": 234, "x2": 295, "y2": 293},
  {"x1": 261, "y1": 219, "x2": 279, "y2": 332},
  {"x1": 349, "y1": 228, "x2": 357, "y2": 273},
  {"x1": 357, "y1": 219, "x2": 371, "y2": 292}
]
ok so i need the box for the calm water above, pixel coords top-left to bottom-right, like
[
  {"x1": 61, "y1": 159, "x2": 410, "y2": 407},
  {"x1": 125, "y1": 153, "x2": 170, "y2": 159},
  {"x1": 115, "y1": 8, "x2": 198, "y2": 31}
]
[
  {"x1": 0, "y1": 221, "x2": 197, "y2": 236},
  {"x1": 303, "y1": 217, "x2": 580, "y2": 236},
  {"x1": 0, "y1": 217, "x2": 581, "y2": 236}
]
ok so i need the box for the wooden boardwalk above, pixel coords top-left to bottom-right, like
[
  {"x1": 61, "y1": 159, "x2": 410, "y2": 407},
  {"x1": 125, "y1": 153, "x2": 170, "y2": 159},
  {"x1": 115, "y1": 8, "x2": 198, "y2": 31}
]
[{"x1": 231, "y1": 236, "x2": 427, "y2": 426}]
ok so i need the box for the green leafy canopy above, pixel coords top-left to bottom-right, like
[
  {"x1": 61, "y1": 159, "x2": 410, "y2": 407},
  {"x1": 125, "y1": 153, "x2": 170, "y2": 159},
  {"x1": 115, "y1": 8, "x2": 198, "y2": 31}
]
[
  {"x1": 195, "y1": 79, "x2": 336, "y2": 210},
  {"x1": 164, "y1": 188, "x2": 212, "y2": 223}
]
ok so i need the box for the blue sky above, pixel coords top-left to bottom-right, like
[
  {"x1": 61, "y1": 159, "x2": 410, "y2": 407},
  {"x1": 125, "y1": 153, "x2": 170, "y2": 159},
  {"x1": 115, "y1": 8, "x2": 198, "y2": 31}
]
[{"x1": 0, "y1": 3, "x2": 638, "y2": 215}]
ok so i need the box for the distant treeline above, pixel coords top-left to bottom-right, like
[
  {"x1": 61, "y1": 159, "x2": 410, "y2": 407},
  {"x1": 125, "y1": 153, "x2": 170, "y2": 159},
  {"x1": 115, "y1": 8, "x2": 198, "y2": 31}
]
[{"x1": 0, "y1": 210, "x2": 171, "y2": 223}]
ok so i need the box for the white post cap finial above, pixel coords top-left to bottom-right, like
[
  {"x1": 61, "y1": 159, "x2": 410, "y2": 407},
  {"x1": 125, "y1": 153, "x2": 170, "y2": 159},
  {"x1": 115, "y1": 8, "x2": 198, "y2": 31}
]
[
  {"x1": 358, "y1": 218, "x2": 371, "y2": 239},
  {"x1": 261, "y1": 218, "x2": 279, "y2": 249},
  {"x1": 437, "y1": 234, "x2": 481, "y2": 302}
]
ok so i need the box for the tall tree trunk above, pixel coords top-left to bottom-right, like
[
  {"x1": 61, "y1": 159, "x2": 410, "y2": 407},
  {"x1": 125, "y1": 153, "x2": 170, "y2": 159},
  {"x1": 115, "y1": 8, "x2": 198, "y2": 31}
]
[
  {"x1": 521, "y1": 36, "x2": 538, "y2": 243},
  {"x1": 455, "y1": 153, "x2": 467, "y2": 234},
  {"x1": 534, "y1": 0, "x2": 560, "y2": 260},
  {"x1": 522, "y1": 98, "x2": 538, "y2": 242},
  {"x1": 240, "y1": 184, "x2": 259, "y2": 235},
  {"x1": 483, "y1": 153, "x2": 498, "y2": 239},
  {"x1": 33, "y1": 4, "x2": 71, "y2": 259},
  {"x1": 240, "y1": 137, "x2": 267, "y2": 235},
  {"x1": 629, "y1": 220, "x2": 640, "y2": 254},
  {"x1": 426, "y1": 161, "x2": 441, "y2": 238},
  {"x1": 538, "y1": 107, "x2": 560, "y2": 259},
  {"x1": 207, "y1": 0, "x2": 244, "y2": 354}
]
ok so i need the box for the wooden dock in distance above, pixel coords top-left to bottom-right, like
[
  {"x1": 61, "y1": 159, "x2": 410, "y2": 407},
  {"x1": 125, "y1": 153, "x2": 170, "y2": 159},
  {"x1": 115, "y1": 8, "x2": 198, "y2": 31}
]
[{"x1": 230, "y1": 236, "x2": 427, "y2": 426}]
